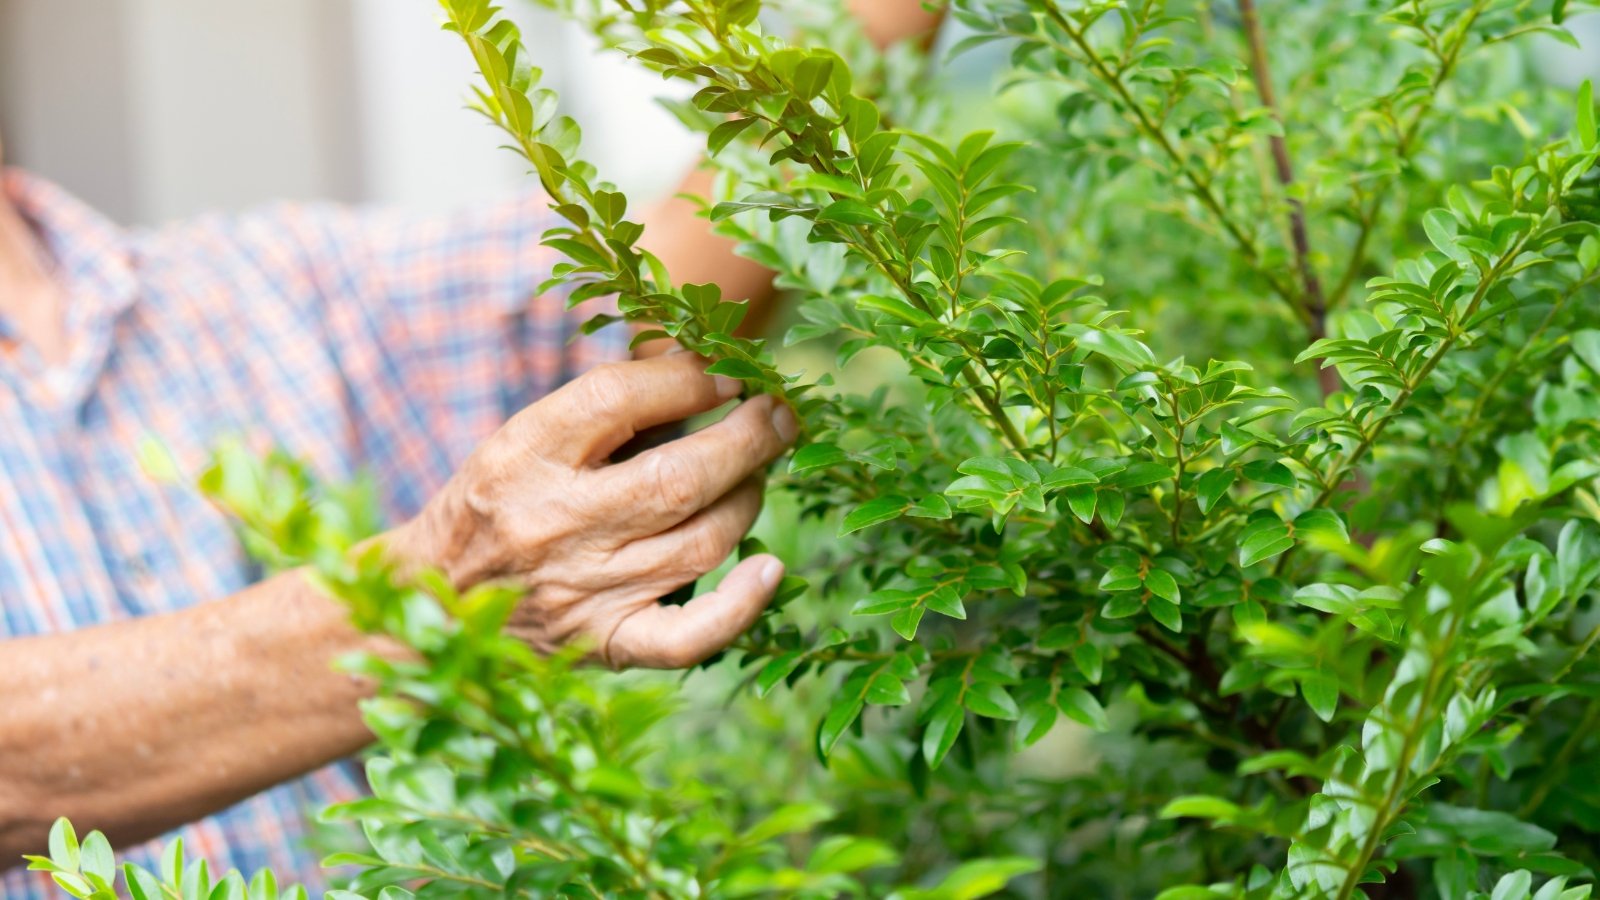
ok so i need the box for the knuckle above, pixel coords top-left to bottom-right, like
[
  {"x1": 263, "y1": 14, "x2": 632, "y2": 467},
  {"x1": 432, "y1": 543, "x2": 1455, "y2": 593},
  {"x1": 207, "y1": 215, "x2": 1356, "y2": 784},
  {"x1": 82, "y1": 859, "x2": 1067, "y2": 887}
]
[
  {"x1": 682, "y1": 525, "x2": 733, "y2": 575},
  {"x1": 646, "y1": 451, "x2": 703, "y2": 515},
  {"x1": 580, "y1": 363, "x2": 633, "y2": 421}
]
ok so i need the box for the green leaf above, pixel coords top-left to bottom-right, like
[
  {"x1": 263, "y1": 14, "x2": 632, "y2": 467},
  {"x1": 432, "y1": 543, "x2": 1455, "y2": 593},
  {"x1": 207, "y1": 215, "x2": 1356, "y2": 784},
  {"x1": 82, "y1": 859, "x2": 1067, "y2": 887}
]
[
  {"x1": 964, "y1": 682, "x2": 1020, "y2": 720},
  {"x1": 705, "y1": 358, "x2": 766, "y2": 380},
  {"x1": 1058, "y1": 687, "x2": 1109, "y2": 730},
  {"x1": 1425, "y1": 804, "x2": 1557, "y2": 856},
  {"x1": 1572, "y1": 330, "x2": 1600, "y2": 376},
  {"x1": 1148, "y1": 596, "x2": 1182, "y2": 632},
  {"x1": 1241, "y1": 459, "x2": 1295, "y2": 489},
  {"x1": 1017, "y1": 699, "x2": 1058, "y2": 748},
  {"x1": 789, "y1": 171, "x2": 864, "y2": 198},
  {"x1": 858, "y1": 293, "x2": 938, "y2": 327},
  {"x1": 1098, "y1": 564, "x2": 1143, "y2": 592},
  {"x1": 1102, "y1": 593, "x2": 1143, "y2": 618},
  {"x1": 1301, "y1": 672, "x2": 1339, "y2": 722},
  {"x1": 78, "y1": 831, "x2": 114, "y2": 884},
  {"x1": 792, "y1": 55, "x2": 835, "y2": 100},
  {"x1": 926, "y1": 586, "x2": 968, "y2": 620},
  {"x1": 1042, "y1": 466, "x2": 1098, "y2": 489},
  {"x1": 1114, "y1": 461, "x2": 1176, "y2": 488},
  {"x1": 755, "y1": 651, "x2": 804, "y2": 698},
  {"x1": 818, "y1": 692, "x2": 866, "y2": 757},
  {"x1": 1065, "y1": 485, "x2": 1097, "y2": 523},
  {"x1": 1239, "y1": 517, "x2": 1294, "y2": 567},
  {"x1": 839, "y1": 495, "x2": 910, "y2": 535},
  {"x1": 1145, "y1": 569, "x2": 1180, "y2": 604},
  {"x1": 741, "y1": 803, "x2": 835, "y2": 845},
  {"x1": 817, "y1": 199, "x2": 888, "y2": 226},
  {"x1": 853, "y1": 589, "x2": 917, "y2": 615},
  {"x1": 920, "y1": 857, "x2": 1040, "y2": 900},
  {"x1": 1578, "y1": 80, "x2": 1596, "y2": 150},
  {"x1": 1295, "y1": 508, "x2": 1350, "y2": 546},
  {"x1": 48, "y1": 819, "x2": 80, "y2": 872},
  {"x1": 922, "y1": 700, "x2": 965, "y2": 768},
  {"x1": 807, "y1": 835, "x2": 896, "y2": 874},
  {"x1": 1072, "y1": 642, "x2": 1103, "y2": 684},
  {"x1": 907, "y1": 494, "x2": 954, "y2": 519},
  {"x1": 1195, "y1": 468, "x2": 1235, "y2": 514},
  {"x1": 789, "y1": 442, "x2": 849, "y2": 475},
  {"x1": 1159, "y1": 795, "x2": 1241, "y2": 820},
  {"x1": 891, "y1": 605, "x2": 926, "y2": 640},
  {"x1": 1424, "y1": 208, "x2": 1461, "y2": 255}
]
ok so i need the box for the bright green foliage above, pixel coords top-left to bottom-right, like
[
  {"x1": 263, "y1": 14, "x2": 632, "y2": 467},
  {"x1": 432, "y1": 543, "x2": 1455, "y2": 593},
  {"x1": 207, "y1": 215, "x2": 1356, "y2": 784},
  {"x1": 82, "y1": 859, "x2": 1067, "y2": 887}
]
[{"x1": 33, "y1": 0, "x2": 1600, "y2": 897}]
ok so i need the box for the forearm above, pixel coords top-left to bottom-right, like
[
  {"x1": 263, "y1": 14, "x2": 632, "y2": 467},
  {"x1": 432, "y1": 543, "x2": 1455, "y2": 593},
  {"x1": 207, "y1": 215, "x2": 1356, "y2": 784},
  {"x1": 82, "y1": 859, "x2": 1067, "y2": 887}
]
[{"x1": 0, "y1": 570, "x2": 387, "y2": 863}]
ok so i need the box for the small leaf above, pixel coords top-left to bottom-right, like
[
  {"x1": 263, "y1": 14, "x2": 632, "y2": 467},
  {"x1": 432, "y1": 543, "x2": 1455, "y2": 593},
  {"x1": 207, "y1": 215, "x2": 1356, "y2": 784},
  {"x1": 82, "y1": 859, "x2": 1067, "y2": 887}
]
[
  {"x1": 922, "y1": 701, "x2": 965, "y2": 768},
  {"x1": 1065, "y1": 485, "x2": 1097, "y2": 523},
  {"x1": 926, "y1": 586, "x2": 968, "y2": 620},
  {"x1": 818, "y1": 693, "x2": 866, "y2": 757},
  {"x1": 756, "y1": 652, "x2": 805, "y2": 697},
  {"x1": 1302, "y1": 672, "x2": 1339, "y2": 722},
  {"x1": 1578, "y1": 80, "x2": 1596, "y2": 150},
  {"x1": 48, "y1": 819, "x2": 80, "y2": 872},
  {"x1": 789, "y1": 442, "x2": 848, "y2": 475},
  {"x1": 964, "y1": 682, "x2": 1020, "y2": 719},
  {"x1": 817, "y1": 199, "x2": 888, "y2": 226},
  {"x1": 839, "y1": 496, "x2": 910, "y2": 535},
  {"x1": 741, "y1": 803, "x2": 835, "y2": 845},
  {"x1": 1058, "y1": 687, "x2": 1109, "y2": 730},
  {"x1": 1145, "y1": 569, "x2": 1180, "y2": 604},
  {"x1": 1195, "y1": 468, "x2": 1235, "y2": 514},
  {"x1": 807, "y1": 835, "x2": 897, "y2": 874},
  {"x1": 1295, "y1": 508, "x2": 1350, "y2": 546},
  {"x1": 1239, "y1": 518, "x2": 1294, "y2": 567},
  {"x1": 907, "y1": 494, "x2": 954, "y2": 519},
  {"x1": 1160, "y1": 795, "x2": 1241, "y2": 820},
  {"x1": 1072, "y1": 643, "x2": 1103, "y2": 684},
  {"x1": 891, "y1": 605, "x2": 926, "y2": 641},
  {"x1": 705, "y1": 358, "x2": 765, "y2": 380},
  {"x1": 707, "y1": 117, "x2": 759, "y2": 155},
  {"x1": 1098, "y1": 565, "x2": 1143, "y2": 592}
]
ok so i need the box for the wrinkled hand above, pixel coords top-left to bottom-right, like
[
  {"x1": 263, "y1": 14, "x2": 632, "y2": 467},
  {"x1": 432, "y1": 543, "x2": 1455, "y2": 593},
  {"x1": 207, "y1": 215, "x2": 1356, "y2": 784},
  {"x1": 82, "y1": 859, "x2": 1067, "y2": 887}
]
[{"x1": 392, "y1": 352, "x2": 797, "y2": 668}]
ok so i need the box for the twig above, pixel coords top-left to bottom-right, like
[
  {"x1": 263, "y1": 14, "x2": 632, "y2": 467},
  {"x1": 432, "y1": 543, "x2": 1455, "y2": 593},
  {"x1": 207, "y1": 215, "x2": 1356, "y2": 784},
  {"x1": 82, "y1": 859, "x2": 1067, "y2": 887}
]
[{"x1": 1235, "y1": 0, "x2": 1336, "y2": 396}]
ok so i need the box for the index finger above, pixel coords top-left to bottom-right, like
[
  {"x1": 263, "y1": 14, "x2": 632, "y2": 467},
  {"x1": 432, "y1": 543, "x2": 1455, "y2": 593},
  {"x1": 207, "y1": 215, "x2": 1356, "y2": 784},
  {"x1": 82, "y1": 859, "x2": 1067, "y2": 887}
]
[{"x1": 521, "y1": 352, "x2": 743, "y2": 465}]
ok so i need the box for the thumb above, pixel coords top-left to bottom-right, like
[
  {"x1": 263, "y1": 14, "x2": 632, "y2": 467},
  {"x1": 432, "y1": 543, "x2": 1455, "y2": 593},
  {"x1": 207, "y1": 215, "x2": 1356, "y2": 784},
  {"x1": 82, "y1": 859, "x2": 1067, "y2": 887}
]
[{"x1": 605, "y1": 554, "x2": 785, "y2": 669}]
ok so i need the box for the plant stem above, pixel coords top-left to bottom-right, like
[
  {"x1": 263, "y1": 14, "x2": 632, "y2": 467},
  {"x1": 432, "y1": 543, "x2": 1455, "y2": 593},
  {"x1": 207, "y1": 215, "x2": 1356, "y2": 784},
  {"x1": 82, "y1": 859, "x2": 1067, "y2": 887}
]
[
  {"x1": 1039, "y1": 1, "x2": 1312, "y2": 331},
  {"x1": 1235, "y1": 0, "x2": 1336, "y2": 396}
]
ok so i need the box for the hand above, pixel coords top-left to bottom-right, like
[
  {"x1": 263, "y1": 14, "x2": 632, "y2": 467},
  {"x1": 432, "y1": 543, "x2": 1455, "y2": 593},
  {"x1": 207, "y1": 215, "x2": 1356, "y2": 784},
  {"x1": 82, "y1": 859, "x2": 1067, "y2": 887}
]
[{"x1": 391, "y1": 352, "x2": 798, "y2": 668}]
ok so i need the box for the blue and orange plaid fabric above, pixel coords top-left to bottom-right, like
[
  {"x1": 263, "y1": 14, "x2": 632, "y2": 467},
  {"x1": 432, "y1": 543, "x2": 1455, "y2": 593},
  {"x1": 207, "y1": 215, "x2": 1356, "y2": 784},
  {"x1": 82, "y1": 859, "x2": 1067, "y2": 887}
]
[{"x1": 0, "y1": 170, "x2": 627, "y2": 896}]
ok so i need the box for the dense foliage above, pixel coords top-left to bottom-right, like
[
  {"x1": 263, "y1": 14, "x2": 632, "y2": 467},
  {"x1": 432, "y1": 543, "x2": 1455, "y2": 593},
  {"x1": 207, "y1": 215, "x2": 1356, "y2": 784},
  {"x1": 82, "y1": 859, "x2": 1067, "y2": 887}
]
[{"x1": 28, "y1": 0, "x2": 1600, "y2": 897}]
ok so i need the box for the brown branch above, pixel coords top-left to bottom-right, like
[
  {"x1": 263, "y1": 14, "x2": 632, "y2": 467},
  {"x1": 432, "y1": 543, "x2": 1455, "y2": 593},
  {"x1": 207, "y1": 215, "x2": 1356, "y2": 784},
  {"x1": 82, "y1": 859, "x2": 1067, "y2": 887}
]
[{"x1": 1236, "y1": 0, "x2": 1337, "y2": 397}]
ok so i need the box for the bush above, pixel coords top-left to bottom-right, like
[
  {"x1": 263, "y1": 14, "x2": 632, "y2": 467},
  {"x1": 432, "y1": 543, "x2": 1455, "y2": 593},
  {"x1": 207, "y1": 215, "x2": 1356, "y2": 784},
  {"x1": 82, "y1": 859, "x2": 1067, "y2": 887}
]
[{"x1": 28, "y1": 0, "x2": 1600, "y2": 897}]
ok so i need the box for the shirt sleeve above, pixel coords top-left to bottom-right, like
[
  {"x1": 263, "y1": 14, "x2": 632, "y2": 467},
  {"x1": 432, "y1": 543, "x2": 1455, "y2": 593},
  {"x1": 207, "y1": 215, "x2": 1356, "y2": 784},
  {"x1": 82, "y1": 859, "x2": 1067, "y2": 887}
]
[{"x1": 274, "y1": 191, "x2": 630, "y2": 519}]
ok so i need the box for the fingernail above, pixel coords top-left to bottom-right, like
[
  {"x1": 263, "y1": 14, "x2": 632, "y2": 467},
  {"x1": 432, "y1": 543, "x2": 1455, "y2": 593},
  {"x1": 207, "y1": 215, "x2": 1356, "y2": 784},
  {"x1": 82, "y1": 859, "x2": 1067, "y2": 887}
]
[
  {"x1": 759, "y1": 557, "x2": 784, "y2": 591},
  {"x1": 714, "y1": 375, "x2": 742, "y2": 400},
  {"x1": 770, "y1": 401, "x2": 798, "y2": 443}
]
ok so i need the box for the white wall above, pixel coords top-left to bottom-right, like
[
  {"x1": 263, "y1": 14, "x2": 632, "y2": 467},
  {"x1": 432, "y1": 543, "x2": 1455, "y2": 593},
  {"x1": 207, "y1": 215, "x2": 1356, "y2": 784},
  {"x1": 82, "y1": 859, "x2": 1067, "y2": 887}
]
[
  {"x1": 0, "y1": 0, "x2": 699, "y2": 225},
  {"x1": 0, "y1": 2, "x2": 1592, "y2": 227}
]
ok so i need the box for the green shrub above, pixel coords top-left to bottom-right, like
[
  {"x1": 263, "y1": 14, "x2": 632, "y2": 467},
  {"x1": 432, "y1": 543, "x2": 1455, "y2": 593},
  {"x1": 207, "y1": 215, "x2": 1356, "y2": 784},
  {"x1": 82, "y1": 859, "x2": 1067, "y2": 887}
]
[{"x1": 29, "y1": 0, "x2": 1600, "y2": 897}]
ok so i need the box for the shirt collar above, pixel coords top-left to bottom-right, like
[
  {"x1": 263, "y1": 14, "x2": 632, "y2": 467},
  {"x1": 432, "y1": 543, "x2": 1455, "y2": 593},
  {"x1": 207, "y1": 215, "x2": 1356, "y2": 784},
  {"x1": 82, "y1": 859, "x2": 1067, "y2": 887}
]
[
  {"x1": 3, "y1": 168, "x2": 138, "y2": 325},
  {"x1": 1, "y1": 169, "x2": 139, "y2": 411}
]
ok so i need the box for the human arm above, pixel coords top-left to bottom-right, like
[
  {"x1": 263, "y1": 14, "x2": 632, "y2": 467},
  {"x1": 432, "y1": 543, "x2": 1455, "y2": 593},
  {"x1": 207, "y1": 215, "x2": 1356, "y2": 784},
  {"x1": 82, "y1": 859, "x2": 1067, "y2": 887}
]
[{"x1": 0, "y1": 352, "x2": 794, "y2": 865}]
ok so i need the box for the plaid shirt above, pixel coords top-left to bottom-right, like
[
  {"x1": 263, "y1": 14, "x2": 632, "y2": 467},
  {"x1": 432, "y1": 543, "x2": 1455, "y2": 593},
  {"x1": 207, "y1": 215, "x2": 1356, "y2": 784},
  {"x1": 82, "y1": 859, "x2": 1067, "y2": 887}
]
[{"x1": 0, "y1": 170, "x2": 627, "y2": 897}]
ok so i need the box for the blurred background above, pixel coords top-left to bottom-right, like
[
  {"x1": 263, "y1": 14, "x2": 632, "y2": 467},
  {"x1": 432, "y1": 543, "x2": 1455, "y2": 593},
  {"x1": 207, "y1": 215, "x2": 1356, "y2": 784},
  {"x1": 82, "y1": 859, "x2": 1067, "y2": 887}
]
[
  {"x1": 7, "y1": 1, "x2": 1595, "y2": 233},
  {"x1": 0, "y1": 0, "x2": 704, "y2": 226}
]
